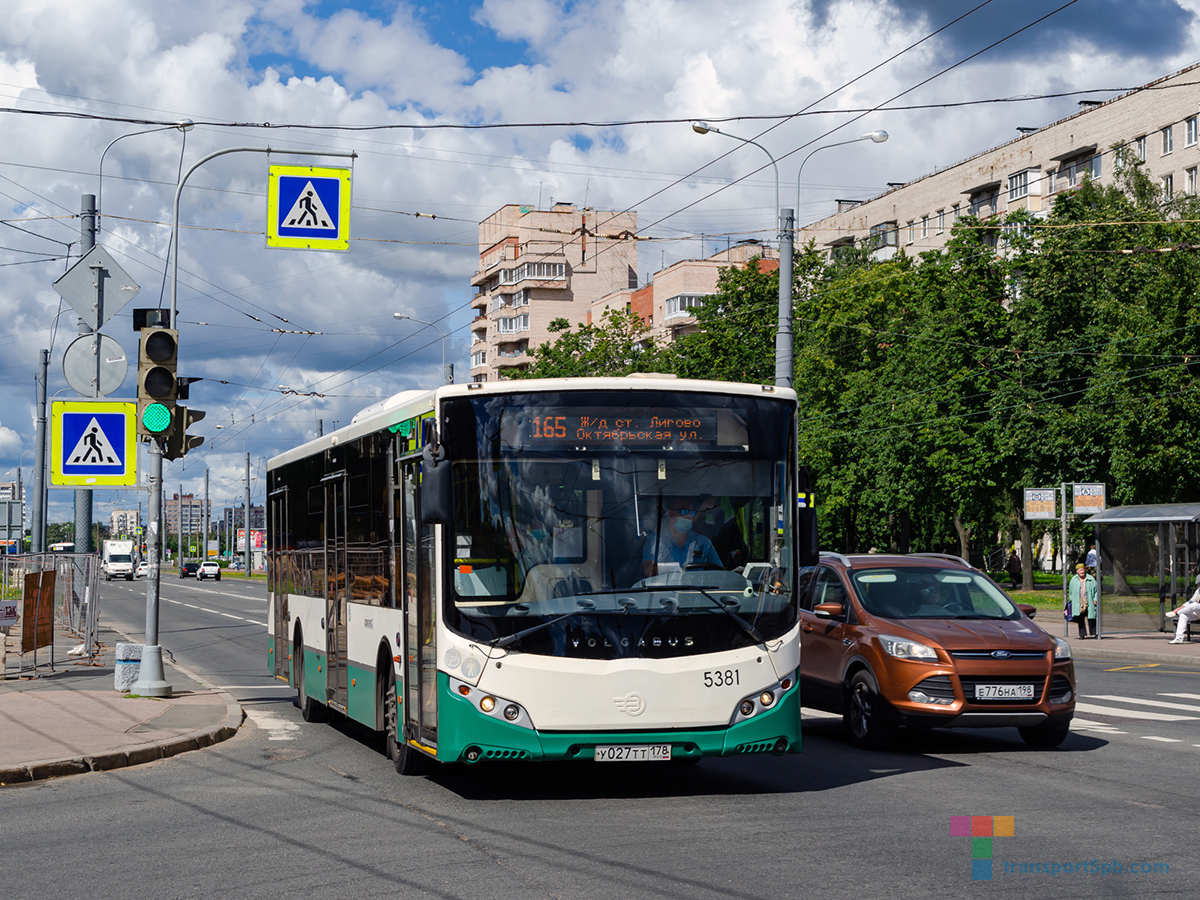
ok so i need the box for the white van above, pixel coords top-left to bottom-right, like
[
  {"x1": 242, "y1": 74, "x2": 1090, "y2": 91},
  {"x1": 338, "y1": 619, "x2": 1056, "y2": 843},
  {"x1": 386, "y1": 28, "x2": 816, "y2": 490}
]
[{"x1": 102, "y1": 540, "x2": 136, "y2": 581}]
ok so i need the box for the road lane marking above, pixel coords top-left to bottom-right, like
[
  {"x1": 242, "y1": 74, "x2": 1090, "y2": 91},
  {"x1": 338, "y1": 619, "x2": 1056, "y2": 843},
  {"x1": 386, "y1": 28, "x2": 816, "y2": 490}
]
[
  {"x1": 245, "y1": 709, "x2": 300, "y2": 741},
  {"x1": 1074, "y1": 702, "x2": 1196, "y2": 721},
  {"x1": 1161, "y1": 693, "x2": 1200, "y2": 701},
  {"x1": 1141, "y1": 736, "x2": 1182, "y2": 743},
  {"x1": 220, "y1": 613, "x2": 244, "y2": 620},
  {"x1": 1087, "y1": 694, "x2": 1200, "y2": 714},
  {"x1": 1069, "y1": 718, "x2": 1127, "y2": 734}
]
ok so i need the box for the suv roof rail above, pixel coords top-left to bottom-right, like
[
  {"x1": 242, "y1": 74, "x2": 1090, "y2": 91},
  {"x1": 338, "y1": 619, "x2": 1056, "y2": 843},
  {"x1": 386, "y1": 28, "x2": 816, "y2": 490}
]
[
  {"x1": 819, "y1": 551, "x2": 853, "y2": 568},
  {"x1": 909, "y1": 552, "x2": 969, "y2": 565}
]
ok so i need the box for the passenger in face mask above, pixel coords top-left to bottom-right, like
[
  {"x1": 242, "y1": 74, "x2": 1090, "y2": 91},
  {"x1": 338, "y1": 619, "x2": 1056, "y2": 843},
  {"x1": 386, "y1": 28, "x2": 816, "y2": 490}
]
[{"x1": 643, "y1": 498, "x2": 724, "y2": 576}]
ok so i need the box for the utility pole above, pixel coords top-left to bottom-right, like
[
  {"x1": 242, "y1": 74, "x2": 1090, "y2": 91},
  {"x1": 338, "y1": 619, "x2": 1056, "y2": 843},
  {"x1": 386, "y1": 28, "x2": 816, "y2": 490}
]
[
  {"x1": 179, "y1": 482, "x2": 184, "y2": 562},
  {"x1": 74, "y1": 195, "x2": 96, "y2": 556},
  {"x1": 31, "y1": 349, "x2": 48, "y2": 552},
  {"x1": 775, "y1": 207, "x2": 794, "y2": 389},
  {"x1": 204, "y1": 468, "x2": 209, "y2": 562},
  {"x1": 244, "y1": 452, "x2": 251, "y2": 577}
]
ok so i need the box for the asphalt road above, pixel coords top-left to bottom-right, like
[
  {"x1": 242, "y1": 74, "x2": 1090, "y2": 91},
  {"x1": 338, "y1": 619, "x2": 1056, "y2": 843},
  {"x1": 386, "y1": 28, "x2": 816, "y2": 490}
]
[{"x1": 0, "y1": 578, "x2": 1193, "y2": 900}]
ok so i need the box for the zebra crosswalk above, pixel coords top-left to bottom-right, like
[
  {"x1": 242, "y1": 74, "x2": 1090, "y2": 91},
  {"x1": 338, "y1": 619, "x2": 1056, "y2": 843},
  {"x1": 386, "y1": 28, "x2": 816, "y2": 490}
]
[{"x1": 1072, "y1": 693, "x2": 1200, "y2": 744}]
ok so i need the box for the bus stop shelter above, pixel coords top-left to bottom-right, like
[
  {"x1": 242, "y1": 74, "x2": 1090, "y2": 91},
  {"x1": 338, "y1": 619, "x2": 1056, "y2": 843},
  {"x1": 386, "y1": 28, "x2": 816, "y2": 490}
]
[{"x1": 1084, "y1": 503, "x2": 1200, "y2": 635}]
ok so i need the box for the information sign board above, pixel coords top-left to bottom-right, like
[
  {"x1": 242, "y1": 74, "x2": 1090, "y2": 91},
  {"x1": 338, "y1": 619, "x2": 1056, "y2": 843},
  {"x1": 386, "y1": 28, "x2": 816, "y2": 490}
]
[
  {"x1": 1073, "y1": 483, "x2": 1106, "y2": 515},
  {"x1": 1023, "y1": 488, "x2": 1057, "y2": 520}
]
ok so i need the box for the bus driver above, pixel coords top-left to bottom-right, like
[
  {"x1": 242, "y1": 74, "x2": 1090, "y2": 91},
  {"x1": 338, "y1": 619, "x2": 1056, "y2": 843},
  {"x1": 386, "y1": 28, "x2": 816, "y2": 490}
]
[{"x1": 642, "y1": 498, "x2": 724, "y2": 577}]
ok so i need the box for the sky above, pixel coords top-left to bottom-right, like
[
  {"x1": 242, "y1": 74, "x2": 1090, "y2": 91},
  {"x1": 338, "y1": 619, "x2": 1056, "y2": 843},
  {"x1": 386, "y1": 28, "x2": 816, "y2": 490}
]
[{"x1": 1, "y1": 0, "x2": 1198, "y2": 532}]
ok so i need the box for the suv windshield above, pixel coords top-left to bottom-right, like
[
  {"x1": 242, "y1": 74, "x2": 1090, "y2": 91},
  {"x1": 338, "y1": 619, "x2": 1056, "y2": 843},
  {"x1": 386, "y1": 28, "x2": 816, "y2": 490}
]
[
  {"x1": 850, "y1": 566, "x2": 1019, "y2": 620},
  {"x1": 440, "y1": 390, "x2": 798, "y2": 658}
]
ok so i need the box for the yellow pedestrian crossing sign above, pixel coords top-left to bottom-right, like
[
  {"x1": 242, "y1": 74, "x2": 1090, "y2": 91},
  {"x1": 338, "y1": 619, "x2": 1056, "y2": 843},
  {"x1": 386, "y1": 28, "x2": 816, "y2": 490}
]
[
  {"x1": 51, "y1": 400, "x2": 137, "y2": 487},
  {"x1": 267, "y1": 164, "x2": 352, "y2": 251}
]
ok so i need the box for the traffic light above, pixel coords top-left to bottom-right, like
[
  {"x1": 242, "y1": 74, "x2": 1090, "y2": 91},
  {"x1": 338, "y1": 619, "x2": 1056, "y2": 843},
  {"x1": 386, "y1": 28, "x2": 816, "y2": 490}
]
[
  {"x1": 163, "y1": 407, "x2": 206, "y2": 460},
  {"x1": 137, "y1": 327, "x2": 178, "y2": 439}
]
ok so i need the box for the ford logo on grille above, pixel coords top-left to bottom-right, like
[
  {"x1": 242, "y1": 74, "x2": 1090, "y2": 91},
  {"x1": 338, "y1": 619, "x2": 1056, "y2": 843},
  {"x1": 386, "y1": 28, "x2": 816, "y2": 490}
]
[{"x1": 991, "y1": 650, "x2": 1012, "y2": 659}]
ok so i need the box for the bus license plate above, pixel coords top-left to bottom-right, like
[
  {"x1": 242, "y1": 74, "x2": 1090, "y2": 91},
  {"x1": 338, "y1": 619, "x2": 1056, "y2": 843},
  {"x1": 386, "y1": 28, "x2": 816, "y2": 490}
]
[
  {"x1": 975, "y1": 684, "x2": 1035, "y2": 700},
  {"x1": 594, "y1": 744, "x2": 672, "y2": 762}
]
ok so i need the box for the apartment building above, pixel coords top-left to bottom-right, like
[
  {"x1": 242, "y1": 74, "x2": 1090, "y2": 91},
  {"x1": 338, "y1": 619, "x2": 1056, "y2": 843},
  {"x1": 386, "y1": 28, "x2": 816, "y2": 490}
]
[
  {"x1": 470, "y1": 203, "x2": 638, "y2": 380},
  {"x1": 166, "y1": 493, "x2": 208, "y2": 540},
  {"x1": 589, "y1": 241, "x2": 779, "y2": 345},
  {"x1": 110, "y1": 508, "x2": 140, "y2": 538},
  {"x1": 801, "y1": 64, "x2": 1200, "y2": 256}
]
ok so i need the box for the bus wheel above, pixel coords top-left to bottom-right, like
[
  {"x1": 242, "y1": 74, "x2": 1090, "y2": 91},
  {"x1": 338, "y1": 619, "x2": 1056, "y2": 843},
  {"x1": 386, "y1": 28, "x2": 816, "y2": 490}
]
[
  {"x1": 295, "y1": 640, "x2": 326, "y2": 723},
  {"x1": 386, "y1": 672, "x2": 431, "y2": 776}
]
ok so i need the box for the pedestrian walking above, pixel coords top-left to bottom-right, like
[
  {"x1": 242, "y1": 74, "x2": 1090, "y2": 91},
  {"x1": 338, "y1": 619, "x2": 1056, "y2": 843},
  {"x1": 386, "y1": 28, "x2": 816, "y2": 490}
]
[
  {"x1": 1165, "y1": 573, "x2": 1200, "y2": 644},
  {"x1": 1066, "y1": 562, "x2": 1098, "y2": 639},
  {"x1": 1006, "y1": 550, "x2": 1021, "y2": 590}
]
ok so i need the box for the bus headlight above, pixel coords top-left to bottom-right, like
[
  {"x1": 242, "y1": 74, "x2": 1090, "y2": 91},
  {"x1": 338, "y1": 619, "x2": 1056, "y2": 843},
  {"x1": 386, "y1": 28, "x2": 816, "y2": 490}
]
[
  {"x1": 480, "y1": 696, "x2": 496, "y2": 713},
  {"x1": 730, "y1": 671, "x2": 794, "y2": 725},
  {"x1": 449, "y1": 676, "x2": 534, "y2": 730},
  {"x1": 503, "y1": 704, "x2": 520, "y2": 721}
]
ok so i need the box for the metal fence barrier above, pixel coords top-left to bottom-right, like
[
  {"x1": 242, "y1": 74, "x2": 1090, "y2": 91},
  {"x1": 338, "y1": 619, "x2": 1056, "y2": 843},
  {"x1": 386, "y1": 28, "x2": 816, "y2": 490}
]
[{"x1": 1, "y1": 553, "x2": 102, "y2": 675}]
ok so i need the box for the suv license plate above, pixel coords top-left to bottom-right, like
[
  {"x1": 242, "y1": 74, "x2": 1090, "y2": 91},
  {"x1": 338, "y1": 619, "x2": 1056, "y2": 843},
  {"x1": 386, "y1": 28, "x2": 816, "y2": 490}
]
[
  {"x1": 594, "y1": 744, "x2": 672, "y2": 762},
  {"x1": 975, "y1": 684, "x2": 1035, "y2": 700}
]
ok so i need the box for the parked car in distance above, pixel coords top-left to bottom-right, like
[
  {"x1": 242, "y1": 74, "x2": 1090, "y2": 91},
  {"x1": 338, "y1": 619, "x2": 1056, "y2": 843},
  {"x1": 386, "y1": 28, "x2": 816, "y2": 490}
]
[
  {"x1": 180, "y1": 562, "x2": 200, "y2": 579},
  {"x1": 197, "y1": 561, "x2": 222, "y2": 581},
  {"x1": 135, "y1": 560, "x2": 150, "y2": 578},
  {"x1": 799, "y1": 552, "x2": 1075, "y2": 750}
]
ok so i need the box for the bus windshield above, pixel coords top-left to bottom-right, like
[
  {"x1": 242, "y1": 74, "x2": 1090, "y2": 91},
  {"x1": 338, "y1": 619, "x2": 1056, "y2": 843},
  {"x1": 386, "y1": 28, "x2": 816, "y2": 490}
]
[{"x1": 441, "y1": 390, "x2": 797, "y2": 658}]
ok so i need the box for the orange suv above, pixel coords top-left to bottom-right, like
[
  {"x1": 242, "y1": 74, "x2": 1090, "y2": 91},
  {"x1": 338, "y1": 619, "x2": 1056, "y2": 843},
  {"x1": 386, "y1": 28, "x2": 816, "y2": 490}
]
[{"x1": 799, "y1": 552, "x2": 1075, "y2": 749}]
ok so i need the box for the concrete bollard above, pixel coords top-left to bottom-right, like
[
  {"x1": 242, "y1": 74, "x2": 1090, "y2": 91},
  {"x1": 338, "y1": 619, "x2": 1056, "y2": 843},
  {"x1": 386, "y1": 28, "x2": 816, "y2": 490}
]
[{"x1": 114, "y1": 642, "x2": 143, "y2": 692}]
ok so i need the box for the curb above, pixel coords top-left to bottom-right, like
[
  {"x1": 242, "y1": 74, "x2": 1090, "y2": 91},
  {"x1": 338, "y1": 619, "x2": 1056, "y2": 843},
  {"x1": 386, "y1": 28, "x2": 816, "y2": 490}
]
[
  {"x1": 0, "y1": 635, "x2": 245, "y2": 787},
  {"x1": 1070, "y1": 646, "x2": 1200, "y2": 669}
]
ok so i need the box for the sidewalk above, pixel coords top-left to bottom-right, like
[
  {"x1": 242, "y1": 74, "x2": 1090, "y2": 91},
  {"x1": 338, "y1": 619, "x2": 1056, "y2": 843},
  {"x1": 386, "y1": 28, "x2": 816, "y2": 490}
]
[
  {"x1": 1057, "y1": 627, "x2": 1200, "y2": 668},
  {"x1": 0, "y1": 620, "x2": 243, "y2": 786}
]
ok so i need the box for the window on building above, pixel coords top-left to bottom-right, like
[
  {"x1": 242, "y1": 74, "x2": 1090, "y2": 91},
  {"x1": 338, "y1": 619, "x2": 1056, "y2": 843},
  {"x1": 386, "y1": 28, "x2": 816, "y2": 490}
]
[
  {"x1": 1047, "y1": 169, "x2": 1058, "y2": 193},
  {"x1": 497, "y1": 314, "x2": 530, "y2": 334},
  {"x1": 1187, "y1": 167, "x2": 1198, "y2": 194},
  {"x1": 1136, "y1": 136, "x2": 1147, "y2": 162},
  {"x1": 499, "y1": 262, "x2": 566, "y2": 285},
  {"x1": 1162, "y1": 126, "x2": 1174, "y2": 155},
  {"x1": 868, "y1": 222, "x2": 898, "y2": 249},
  {"x1": 921, "y1": 215, "x2": 929, "y2": 238},
  {"x1": 511, "y1": 288, "x2": 531, "y2": 307},
  {"x1": 936, "y1": 210, "x2": 945, "y2": 234},
  {"x1": 665, "y1": 294, "x2": 705, "y2": 319},
  {"x1": 471, "y1": 350, "x2": 487, "y2": 368},
  {"x1": 1008, "y1": 170, "x2": 1030, "y2": 202},
  {"x1": 906, "y1": 221, "x2": 915, "y2": 244},
  {"x1": 1162, "y1": 174, "x2": 1174, "y2": 199},
  {"x1": 1188, "y1": 117, "x2": 1199, "y2": 147},
  {"x1": 952, "y1": 203, "x2": 961, "y2": 221}
]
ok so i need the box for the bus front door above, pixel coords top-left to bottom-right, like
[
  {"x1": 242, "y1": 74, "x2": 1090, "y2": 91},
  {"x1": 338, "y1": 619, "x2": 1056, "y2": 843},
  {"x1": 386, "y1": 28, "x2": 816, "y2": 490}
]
[
  {"x1": 402, "y1": 461, "x2": 437, "y2": 750},
  {"x1": 269, "y1": 487, "x2": 289, "y2": 681},
  {"x1": 324, "y1": 475, "x2": 348, "y2": 709}
]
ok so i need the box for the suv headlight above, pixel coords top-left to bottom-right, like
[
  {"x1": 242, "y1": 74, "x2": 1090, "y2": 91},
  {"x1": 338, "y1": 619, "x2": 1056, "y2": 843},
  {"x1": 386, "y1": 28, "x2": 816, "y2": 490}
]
[
  {"x1": 1054, "y1": 637, "x2": 1072, "y2": 660},
  {"x1": 879, "y1": 634, "x2": 938, "y2": 661}
]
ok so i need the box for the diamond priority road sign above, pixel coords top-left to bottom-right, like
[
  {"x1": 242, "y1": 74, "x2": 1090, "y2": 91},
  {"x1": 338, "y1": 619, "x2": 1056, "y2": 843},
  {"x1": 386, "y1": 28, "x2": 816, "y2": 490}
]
[
  {"x1": 266, "y1": 164, "x2": 352, "y2": 251},
  {"x1": 51, "y1": 400, "x2": 138, "y2": 487}
]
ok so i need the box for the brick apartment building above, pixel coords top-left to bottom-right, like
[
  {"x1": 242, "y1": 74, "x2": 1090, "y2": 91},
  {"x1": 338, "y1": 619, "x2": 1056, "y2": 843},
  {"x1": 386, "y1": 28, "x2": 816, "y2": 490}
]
[
  {"x1": 470, "y1": 203, "x2": 638, "y2": 381},
  {"x1": 799, "y1": 63, "x2": 1200, "y2": 256}
]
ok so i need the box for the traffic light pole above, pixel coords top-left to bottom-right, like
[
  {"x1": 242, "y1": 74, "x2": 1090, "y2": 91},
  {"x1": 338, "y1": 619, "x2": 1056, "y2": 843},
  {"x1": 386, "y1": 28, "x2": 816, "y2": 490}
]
[{"x1": 132, "y1": 437, "x2": 171, "y2": 697}]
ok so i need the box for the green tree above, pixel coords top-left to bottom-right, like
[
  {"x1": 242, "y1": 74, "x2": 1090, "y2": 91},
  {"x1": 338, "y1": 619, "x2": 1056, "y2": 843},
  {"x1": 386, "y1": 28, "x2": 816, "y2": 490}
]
[{"x1": 514, "y1": 308, "x2": 666, "y2": 379}]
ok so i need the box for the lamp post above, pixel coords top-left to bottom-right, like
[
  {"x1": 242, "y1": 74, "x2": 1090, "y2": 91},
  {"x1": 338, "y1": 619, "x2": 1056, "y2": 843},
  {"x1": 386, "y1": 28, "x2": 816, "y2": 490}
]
[
  {"x1": 393, "y1": 313, "x2": 453, "y2": 384},
  {"x1": 97, "y1": 120, "x2": 194, "y2": 233},
  {"x1": 692, "y1": 122, "x2": 793, "y2": 387},
  {"x1": 794, "y1": 131, "x2": 889, "y2": 227}
]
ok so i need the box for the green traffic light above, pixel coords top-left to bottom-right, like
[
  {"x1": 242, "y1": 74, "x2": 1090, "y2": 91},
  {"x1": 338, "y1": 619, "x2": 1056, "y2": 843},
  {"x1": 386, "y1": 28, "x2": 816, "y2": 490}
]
[{"x1": 141, "y1": 402, "x2": 172, "y2": 433}]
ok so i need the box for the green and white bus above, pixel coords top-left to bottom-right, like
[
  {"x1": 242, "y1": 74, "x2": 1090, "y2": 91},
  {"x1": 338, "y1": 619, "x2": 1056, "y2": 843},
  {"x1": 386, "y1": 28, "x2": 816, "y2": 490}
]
[{"x1": 267, "y1": 376, "x2": 809, "y2": 773}]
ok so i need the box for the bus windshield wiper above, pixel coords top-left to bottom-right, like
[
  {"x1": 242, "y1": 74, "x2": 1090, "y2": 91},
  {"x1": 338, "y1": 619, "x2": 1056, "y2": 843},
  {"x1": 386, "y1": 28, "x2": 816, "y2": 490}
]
[
  {"x1": 594, "y1": 586, "x2": 765, "y2": 645},
  {"x1": 489, "y1": 607, "x2": 627, "y2": 649}
]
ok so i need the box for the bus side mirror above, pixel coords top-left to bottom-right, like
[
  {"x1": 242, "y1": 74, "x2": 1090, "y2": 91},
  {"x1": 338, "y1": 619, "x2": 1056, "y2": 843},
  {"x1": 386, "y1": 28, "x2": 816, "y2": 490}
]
[{"x1": 419, "y1": 443, "x2": 451, "y2": 524}]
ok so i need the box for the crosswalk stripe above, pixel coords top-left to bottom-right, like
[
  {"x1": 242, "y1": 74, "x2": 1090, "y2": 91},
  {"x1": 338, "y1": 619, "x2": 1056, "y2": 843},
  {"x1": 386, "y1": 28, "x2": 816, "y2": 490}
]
[
  {"x1": 1073, "y1": 702, "x2": 1196, "y2": 722},
  {"x1": 1087, "y1": 694, "x2": 1200, "y2": 714}
]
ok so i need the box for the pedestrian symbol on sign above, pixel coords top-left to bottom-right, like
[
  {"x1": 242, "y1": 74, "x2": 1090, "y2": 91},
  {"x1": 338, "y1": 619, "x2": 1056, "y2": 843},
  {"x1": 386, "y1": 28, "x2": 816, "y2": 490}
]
[
  {"x1": 283, "y1": 182, "x2": 334, "y2": 230},
  {"x1": 68, "y1": 418, "x2": 121, "y2": 466}
]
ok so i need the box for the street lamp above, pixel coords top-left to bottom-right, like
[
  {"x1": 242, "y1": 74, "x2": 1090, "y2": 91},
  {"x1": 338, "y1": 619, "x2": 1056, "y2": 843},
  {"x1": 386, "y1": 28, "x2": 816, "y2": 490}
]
[
  {"x1": 794, "y1": 131, "x2": 888, "y2": 227},
  {"x1": 393, "y1": 313, "x2": 453, "y2": 384},
  {"x1": 97, "y1": 120, "x2": 194, "y2": 233},
  {"x1": 692, "y1": 121, "x2": 793, "y2": 388}
]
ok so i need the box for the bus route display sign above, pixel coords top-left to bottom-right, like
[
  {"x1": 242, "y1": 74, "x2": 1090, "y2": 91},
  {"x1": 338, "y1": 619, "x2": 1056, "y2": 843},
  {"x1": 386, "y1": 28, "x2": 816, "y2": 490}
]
[{"x1": 503, "y1": 409, "x2": 720, "y2": 449}]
